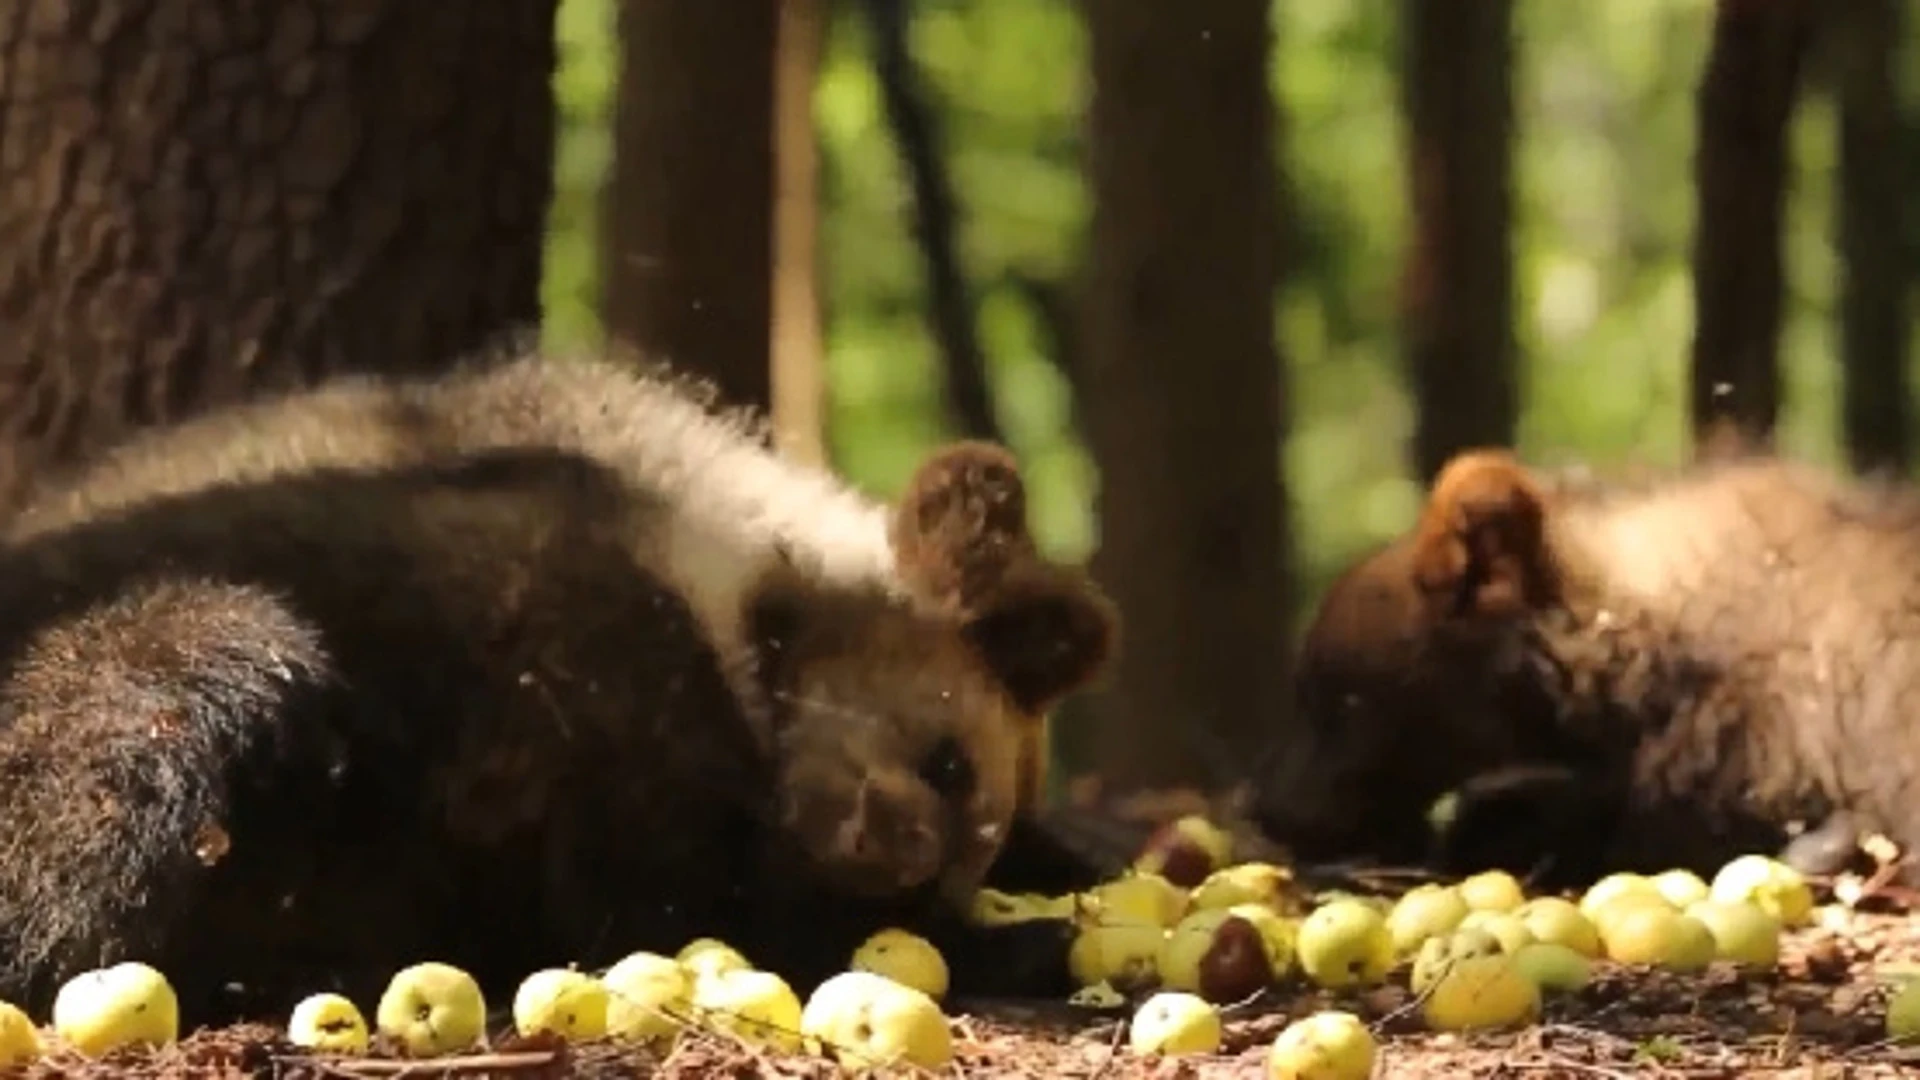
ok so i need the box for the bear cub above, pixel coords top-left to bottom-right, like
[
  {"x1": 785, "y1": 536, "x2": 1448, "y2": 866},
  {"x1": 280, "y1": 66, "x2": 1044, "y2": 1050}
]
[
  {"x1": 0, "y1": 347, "x2": 1119, "y2": 1023},
  {"x1": 1256, "y1": 445, "x2": 1920, "y2": 888}
]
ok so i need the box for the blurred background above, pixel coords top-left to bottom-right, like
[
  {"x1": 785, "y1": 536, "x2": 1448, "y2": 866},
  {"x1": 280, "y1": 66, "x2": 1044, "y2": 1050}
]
[{"x1": 0, "y1": 0, "x2": 1911, "y2": 816}]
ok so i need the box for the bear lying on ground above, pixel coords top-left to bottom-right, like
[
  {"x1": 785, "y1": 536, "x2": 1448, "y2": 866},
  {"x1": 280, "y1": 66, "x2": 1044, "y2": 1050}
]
[
  {"x1": 0, "y1": 346, "x2": 1119, "y2": 1023},
  {"x1": 1253, "y1": 445, "x2": 1920, "y2": 888}
]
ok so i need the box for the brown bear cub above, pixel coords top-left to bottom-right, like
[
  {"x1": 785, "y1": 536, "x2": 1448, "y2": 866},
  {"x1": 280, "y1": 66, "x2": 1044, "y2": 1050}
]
[
  {"x1": 0, "y1": 348, "x2": 1119, "y2": 1023},
  {"x1": 1256, "y1": 445, "x2": 1920, "y2": 888}
]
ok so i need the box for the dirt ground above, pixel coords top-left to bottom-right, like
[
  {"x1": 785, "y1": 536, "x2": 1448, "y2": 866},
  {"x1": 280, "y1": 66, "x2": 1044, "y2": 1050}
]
[{"x1": 19, "y1": 887, "x2": 1919, "y2": 1080}]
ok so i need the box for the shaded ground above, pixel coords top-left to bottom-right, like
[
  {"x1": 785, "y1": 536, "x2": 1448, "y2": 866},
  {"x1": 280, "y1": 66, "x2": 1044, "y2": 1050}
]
[{"x1": 17, "y1": 899, "x2": 1918, "y2": 1079}]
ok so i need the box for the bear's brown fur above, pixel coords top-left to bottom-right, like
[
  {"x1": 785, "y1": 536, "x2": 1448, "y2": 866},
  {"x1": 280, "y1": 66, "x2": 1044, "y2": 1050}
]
[
  {"x1": 1255, "y1": 446, "x2": 1920, "y2": 886},
  {"x1": 0, "y1": 348, "x2": 1119, "y2": 1023}
]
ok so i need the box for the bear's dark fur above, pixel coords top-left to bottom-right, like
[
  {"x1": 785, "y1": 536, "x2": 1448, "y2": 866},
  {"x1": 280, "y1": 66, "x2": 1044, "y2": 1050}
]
[
  {"x1": 1254, "y1": 446, "x2": 1920, "y2": 888},
  {"x1": 0, "y1": 348, "x2": 1119, "y2": 1023}
]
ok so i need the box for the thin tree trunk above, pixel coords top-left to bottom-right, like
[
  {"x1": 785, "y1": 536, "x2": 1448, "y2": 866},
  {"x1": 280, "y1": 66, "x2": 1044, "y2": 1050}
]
[
  {"x1": 1689, "y1": 0, "x2": 1818, "y2": 453},
  {"x1": 0, "y1": 1, "x2": 558, "y2": 511},
  {"x1": 772, "y1": 0, "x2": 827, "y2": 465},
  {"x1": 864, "y1": 0, "x2": 1002, "y2": 444},
  {"x1": 1078, "y1": 0, "x2": 1289, "y2": 795},
  {"x1": 1835, "y1": 0, "x2": 1910, "y2": 476},
  {"x1": 603, "y1": 0, "x2": 777, "y2": 414},
  {"x1": 1400, "y1": 0, "x2": 1516, "y2": 484}
]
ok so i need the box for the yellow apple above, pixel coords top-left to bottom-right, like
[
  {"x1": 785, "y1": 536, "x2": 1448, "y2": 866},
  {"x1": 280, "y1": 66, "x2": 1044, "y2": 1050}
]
[
  {"x1": 1457, "y1": 910, "x2": 1534, "y2": 954},
  {"x1": 691, "y1": 968, "x2": 803, "y2": 1052},
  {"x1": 1508, "y1": 942, "x2": 1593, "y2": 993},
  {"x1": 1088, "y1": 872, "x2": 1191, "y2": 929},
  {"x1": 375, "y1": 962, "x2": 487, "y2": 1057},
  {"x1": 1159, "y1": 908, "x2": 1276, "y2": 1003},
  {"x1": 1229, "y1": 902, "x2": 1298, "y2": 979},
  {"x1": 1127, "y1": 991, "x2": 1222, "y2": 1056},
  {"x1": 1516, "y1": 897, "x2": 1602, "y2": 958},
  {"x1": 1709, "y1": 855, "x2": 1814, "y2": 928},
  {"x1": 969, "y1": 887, "x2": 1077, "y2": 927},
  {"x1": 1386, "y1": 884, "x2": 1470, "y2": 956},
  {"x1": 287, "y1": 992, "x2": 370, "y2": 1054},
  {"x1": 1296, "y1": 899, "x2": 1395, "y2": 990},
  {"x1": 512, "y1": 968, "x2": 609, "y2": 1041},
  {"x1": 1649, "y1": 868, "x2": 1711, "y2": 909},
  {"x1": 1068, "y1": 981, "x2": 1127, "y2": 1009},
  {"x1": 1266, "y1": 1010, "x2": 1376, "y2": 1080},
  {"x1": 799, "y1": 970, "x2": 953, "y2": 1070},
  {"x1": 52, "y1": 961, "x2": 180, "y2": 1057},
  {"x1": 1420, "y1": 953, "x2": 1541, "y2": 1032},
  {"x1": 1069, "y1": 921, "x2": 1167, "y2": 992},
  {"x1": 0, "y1": 1001, "x2": 43, "y2": 1067},
  {"x1": 1458, "y1": 870, "x2": 1527, "y2": 913},
  {"x1": 1191, "y1": 862, "x2": 1304, "y2": 915},
  {"x1": 1598, "y1": 906, "x2": 1715, "y2": 972},
  {"x1": 1134, "y1": 815, "x2": 1236, "y2": 887},
  {"x1": 1579, "y1": 872, "x2": 1663, "y2": 919},
  {"x1": 850, "y1": 928, "x2": 950, "y2": 1002},
  {"x1": 602, "y1": 951, "x2": 694, "y2": 1045},
  {"x1": 1410, "y1": 927, "x2": 1503, "y2": 996},
  {"x1": 1683, "y1": 899, "x2": 1781, "y2": 968},
  {"x1": 677, "y1": 938, "x2": 752, "y2": 980}
]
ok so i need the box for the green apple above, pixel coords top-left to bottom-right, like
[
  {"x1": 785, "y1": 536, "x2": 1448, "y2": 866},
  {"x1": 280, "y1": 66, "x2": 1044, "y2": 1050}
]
[
  {"x1": 1887, "y1": 977, "x2": 1920, "y2": 1043},
  {"x1": 1127, "y1": 991, "x2": 1222, "y2": 1056},
  {"x1": 1516, "y1": 897, "x2": 1602, "y2": 958},
  {"x1": 375, "y1": 962, "x2": 488, "y2": 1057},
  {"x1": 1420, "y1": 953, "x2": 1540, "y2": 1032},
  {"x1": 1599, "y1": 906, "x2": 1715, "y2": 972},
  {"x1": 1649, "y1": 868, "x2": 1711, "y2": 908},
  {"x1": 677, "y1": 938, "x2": 752, "y2": 981},
  {"x1": 1458, "y1": 910, "x2": 1534, "y2": 954},
  {"x1": 1296, "y1": 899, "x2": 1395, "y2": 989},
  {"x1": 1579, "y1": 872, "x2": 1663, "y2": 919},
  {"x1": 1266, "y1": 1010, "x2": 1376, "y2": 1080},
  {"x1": 52, "y1": 962, "x2": 180, "y2": 1057},
  {"x1": 1508, "y1": 942, "x2": 1592, "y2": 993},
  {"x1": 1410, "y1": 927, "x2": 1502, "y2": 996},
  {"x1": 287, "y1": 992, "x2": 370, "y2": 1053},
  {"x1": 1683, "y1": 899, "x2": 1781, "y2": 968}
]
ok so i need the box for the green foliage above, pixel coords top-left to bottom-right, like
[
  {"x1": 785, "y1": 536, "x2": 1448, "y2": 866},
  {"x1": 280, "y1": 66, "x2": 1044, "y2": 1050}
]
[{"x1": 540, "y1": 0, "x2": 1909, "y2": 617}]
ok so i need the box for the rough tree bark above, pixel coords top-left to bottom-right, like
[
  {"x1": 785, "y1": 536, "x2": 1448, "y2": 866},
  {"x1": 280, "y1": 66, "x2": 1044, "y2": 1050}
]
[
  {"x1": 0, "y1": 1, "x2": 559, "y2": 512},
  {"x1": 1400, "y1": 0, "x2": 1516, "y2": 484},
  {"x1": 1688, "y1": 0, "x2": 1818, "y2": 453},
  {"x1": 1833, "y1": 0, "x2": 1910, "y2": 476},
  {"x1": 603, "y1": 0, "x2": 777, "y2": 415},
  {"x1": 771, "y1": 0, "x2": 827, "y2": 464},
  {"x1": 1078, "y1": 0, "x2": 1289, "y2": 794},
  {"x1": 864, "y1": 0, "x2": 1002, "y2": 445}
]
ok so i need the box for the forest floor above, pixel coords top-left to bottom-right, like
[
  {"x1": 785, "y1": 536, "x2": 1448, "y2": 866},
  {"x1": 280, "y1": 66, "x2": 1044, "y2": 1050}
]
[
  {"x1": 21, "y1": 784, "x2": 1920, "y2": 1078},
  {"x1": 31, "y1": 894, "x2": 1918, "y2": 1079}
]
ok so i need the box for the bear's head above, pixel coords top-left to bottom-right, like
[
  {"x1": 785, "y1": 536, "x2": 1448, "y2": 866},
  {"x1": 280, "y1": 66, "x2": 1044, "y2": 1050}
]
[
  {"x1": 1255, "y1": 449, "x2": 1586, "y2": 867},
  {"x1": 748, "y1": 441, "x2": 1119, "y2": 907}
]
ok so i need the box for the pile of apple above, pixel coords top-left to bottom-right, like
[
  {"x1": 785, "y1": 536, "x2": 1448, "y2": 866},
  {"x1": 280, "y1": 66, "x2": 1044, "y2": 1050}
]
[
  {"x1": 967, "y1": 813, "x2": 1918, "y2": 1078},
  {"x1": 0, "y1": 927, "x2": 961, "y2": 1073}
]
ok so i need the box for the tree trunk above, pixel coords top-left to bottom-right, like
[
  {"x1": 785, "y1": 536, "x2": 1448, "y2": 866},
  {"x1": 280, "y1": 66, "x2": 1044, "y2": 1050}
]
[
  {"x1": 1400, "y1": 0, "x2": 1516, "y2": 484},
  {"x1": 1834, "y1": 0, "x2": 1910, "y2": 476},
  {"x1": 1077, "y1": 0, "x2": 1289, "y2": 795},
  {"x1": 602, "y1": 0, "x2": 777, "y2": 415},
  {"x1": 771, "y1": 0, "x2": 827, "y2": 464},
  {"x1": 0, "y1": 0, "x2": 558, "y2": 511},
  {"x1": 1688, "y1": 0, "x2": 1818, "y2": 453}
]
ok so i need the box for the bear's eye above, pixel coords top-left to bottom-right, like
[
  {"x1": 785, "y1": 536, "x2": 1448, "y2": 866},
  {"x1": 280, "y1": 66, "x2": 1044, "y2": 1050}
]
[{"x1": 918, "y1": 734, "x2": 975, "y2": 799}]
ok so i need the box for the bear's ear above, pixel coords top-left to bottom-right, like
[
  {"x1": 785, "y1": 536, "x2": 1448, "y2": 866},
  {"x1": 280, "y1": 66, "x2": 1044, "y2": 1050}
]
[
  {"x1": 889, "y1": 441, "x2": 1037, "y2": 616},
  {"x1": 1410, "y1": 450, "x2": 1562, "y2": 621},
  {"x1": 961, "y1": 563, "x2": 1120, "y2": 716}
]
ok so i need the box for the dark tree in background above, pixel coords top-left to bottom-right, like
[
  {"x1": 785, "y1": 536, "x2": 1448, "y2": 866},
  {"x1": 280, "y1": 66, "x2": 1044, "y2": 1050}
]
[
  {"x1": 0, "y1": 1, "x2": 559, "y2": 511},
  {"x1": 1400, "y1": 0, "x2": 1517, "y2": 484},
  {"x1": 1832, "y1": 0, "x2": 1910, "y2": 476},
  {"x1": 1688, "y1": 0, "x2": 1817, "y2": 454},
  {"x1": 603, "y1": 0, "x2": 777, "y2": 414},
  {"x1": 1077, "y1": 0, "x2": 1290, "y2": 794}
]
